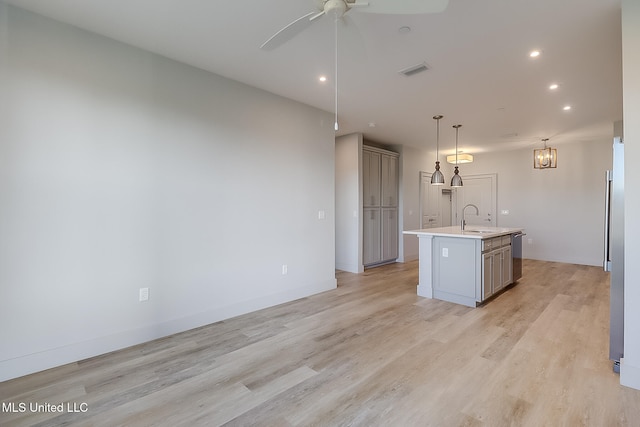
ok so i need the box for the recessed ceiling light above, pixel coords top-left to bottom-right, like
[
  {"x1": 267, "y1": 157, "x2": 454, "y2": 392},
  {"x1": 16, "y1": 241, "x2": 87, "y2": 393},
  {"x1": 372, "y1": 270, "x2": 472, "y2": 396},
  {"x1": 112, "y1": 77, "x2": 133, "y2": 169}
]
[
  {"x1": 529, "y1": 50, "x2": 541, "y2": 58},
  {"x1": 398, "y1": 26, "x2": 411, "y2": 34},
  {"x1": 563, "y1": 105, "x2": 572, "y2": 111},
  {"x1": 369, "y1": 122, "x2": 376, "y2": 128},
  {"x1": 319, "y1": 76, "x2": 327, "y2": 82},
  {"x1": 549, "y1": 83, "x2": 559, "y2": 90}
]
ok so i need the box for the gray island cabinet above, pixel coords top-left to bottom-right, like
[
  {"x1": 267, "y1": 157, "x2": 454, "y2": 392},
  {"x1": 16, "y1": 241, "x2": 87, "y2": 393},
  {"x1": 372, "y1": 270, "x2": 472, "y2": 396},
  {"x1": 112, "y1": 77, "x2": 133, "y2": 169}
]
[{"x1": 404, "y1": 226, "x2": 524, "y2": 307}]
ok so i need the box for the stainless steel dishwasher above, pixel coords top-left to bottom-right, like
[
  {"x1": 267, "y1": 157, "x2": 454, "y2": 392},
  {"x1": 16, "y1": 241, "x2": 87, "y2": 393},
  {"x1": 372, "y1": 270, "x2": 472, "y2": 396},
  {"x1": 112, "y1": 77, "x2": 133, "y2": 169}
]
[{"x1": 511, "y1": 232, "x2": 525, "y2": 281}]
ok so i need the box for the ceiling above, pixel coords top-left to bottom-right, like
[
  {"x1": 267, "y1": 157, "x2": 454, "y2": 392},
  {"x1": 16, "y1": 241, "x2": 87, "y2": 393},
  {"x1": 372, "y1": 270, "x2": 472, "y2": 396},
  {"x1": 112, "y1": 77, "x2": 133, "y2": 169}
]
[{"x1": 3, "y1": 0, "x2": 623, "y2": 155}]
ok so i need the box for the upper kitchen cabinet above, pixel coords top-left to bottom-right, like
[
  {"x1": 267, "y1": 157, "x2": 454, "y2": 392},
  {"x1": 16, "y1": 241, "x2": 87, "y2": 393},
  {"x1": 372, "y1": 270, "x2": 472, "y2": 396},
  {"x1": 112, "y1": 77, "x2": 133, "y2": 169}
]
[
  {"x1": 363, "y1": 148, "x2": 398, "y2": 208},
  {"x1": 363, "y1": 149, "x2": 381, "y2": 208},
  {"x1": 381, "y1": 154, "x2": 399, "y2": 207}
]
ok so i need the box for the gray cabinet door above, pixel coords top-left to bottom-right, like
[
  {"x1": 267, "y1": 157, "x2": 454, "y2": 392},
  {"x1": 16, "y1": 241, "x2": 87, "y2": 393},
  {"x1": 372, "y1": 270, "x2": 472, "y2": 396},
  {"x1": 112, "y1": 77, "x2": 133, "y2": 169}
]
[
  {"x1": 363, "y1": 150, "x2": 381, "y2": 207},
  {"x1": 381, "y1": 208, "x2": 398, "y2": 261},
  {"x1": 363, "y1": 208, "x2": 381, "y2": 265},
  {"x1": 492, "y1": 251, "x2": 503, "y2": 292},
  {"x1": 381, "y1": 154, "x2": 398, "y2": 207},
  {"x1": 482, "y1": 253, "x2": 493, "y2": 300},
  {"x1": 502, "y1": 246, "x2": 512, "y2": 286}
]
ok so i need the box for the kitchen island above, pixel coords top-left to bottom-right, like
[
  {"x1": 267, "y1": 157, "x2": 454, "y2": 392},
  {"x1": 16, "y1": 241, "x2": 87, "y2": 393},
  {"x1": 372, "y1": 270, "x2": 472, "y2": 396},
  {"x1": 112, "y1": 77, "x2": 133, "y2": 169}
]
[{"x1": 404, "y1": 226, "x2": 525, "y2": 307}]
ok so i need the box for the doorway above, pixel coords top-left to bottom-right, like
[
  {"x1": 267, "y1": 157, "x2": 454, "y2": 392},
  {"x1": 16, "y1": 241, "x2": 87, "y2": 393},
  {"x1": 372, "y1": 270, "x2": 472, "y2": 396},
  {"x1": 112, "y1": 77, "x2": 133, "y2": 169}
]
[
  {"x1": 419, "y1": 171, "x2": 453, "y2": 229},
  {"x1": 453, "y1": 173, "x2": 497, "y2": 227}
]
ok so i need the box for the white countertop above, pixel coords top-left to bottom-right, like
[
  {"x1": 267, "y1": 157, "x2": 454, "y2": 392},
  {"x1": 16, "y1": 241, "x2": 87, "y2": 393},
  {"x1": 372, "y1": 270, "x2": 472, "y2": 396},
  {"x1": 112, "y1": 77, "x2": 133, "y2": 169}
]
[{"x1": 403, "y1": 225, "x2": 525, "y2": 240}]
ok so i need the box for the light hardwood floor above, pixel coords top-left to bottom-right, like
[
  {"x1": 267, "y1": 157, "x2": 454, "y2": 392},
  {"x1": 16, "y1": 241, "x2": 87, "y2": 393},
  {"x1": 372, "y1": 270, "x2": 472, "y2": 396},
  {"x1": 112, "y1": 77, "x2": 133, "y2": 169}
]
[{"x1": 2, "y1": 259, "x2": 640, "y2": 426}]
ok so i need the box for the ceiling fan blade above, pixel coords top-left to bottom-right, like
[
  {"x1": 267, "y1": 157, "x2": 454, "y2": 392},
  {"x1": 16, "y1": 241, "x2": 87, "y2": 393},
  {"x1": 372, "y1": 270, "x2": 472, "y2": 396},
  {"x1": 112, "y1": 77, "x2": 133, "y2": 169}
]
[
  {"x1": 309, "y1": 10, "x2": 326, "y2": 21},
  {"x1": 260, "y1": 11, "x2": 319, "y2": 50},
  {"x1": 349, "y1": 1, "x2": 369, "y2": 8},
  {"x1": 353, "y1": 0, "x2": 449, "y2": 14}
]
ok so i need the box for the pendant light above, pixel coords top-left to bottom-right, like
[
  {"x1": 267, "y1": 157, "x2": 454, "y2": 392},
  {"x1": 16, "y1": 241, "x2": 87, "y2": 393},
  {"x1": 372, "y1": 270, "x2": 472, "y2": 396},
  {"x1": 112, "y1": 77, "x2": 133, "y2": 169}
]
[
  {"x1": 431, "y1": 115, "x2": 445, "y2": 185},
  {"x1": 533, "y1": 138, "x2": 557, "y2": 169},
  {"x1": 451, "y1": 124, "x2": 463, "y2": 187}
]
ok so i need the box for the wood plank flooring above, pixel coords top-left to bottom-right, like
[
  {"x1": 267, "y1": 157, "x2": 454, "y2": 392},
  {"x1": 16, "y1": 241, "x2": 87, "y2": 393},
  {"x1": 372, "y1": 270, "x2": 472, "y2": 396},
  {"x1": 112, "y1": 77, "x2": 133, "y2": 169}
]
[{"x1": 2, "y1": 259, "x2": 640, "y2": 426}]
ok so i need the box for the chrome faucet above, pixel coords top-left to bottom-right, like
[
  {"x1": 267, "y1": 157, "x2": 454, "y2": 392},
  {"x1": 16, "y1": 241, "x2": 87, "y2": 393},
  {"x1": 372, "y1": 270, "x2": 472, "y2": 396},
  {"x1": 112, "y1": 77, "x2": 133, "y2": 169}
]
[{"x1": 461, "y1": 203, "x2": 479, "y2": 230}]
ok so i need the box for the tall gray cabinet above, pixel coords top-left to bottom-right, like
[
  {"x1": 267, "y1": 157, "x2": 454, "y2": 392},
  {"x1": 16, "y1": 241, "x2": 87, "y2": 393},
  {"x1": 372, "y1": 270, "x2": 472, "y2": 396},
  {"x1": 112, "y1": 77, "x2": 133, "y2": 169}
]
[{"x1": 363, "y1": 146, "x2": 399, "y2": 267}]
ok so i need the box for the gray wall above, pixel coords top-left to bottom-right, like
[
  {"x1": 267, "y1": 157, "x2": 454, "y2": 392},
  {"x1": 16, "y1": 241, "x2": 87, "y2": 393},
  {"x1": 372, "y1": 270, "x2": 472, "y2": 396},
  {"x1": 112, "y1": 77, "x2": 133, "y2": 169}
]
[
  {"x1": 621, "y1": 0, "x2": 640, "y2": 390},
  {"x1": 0, "y1": 4, "x2": 336, "y2": 381}
]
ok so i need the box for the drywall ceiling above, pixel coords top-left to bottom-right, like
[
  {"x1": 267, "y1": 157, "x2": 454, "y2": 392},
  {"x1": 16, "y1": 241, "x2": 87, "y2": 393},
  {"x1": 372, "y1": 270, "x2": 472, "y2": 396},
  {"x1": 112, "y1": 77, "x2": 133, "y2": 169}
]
[{"x1": 2, "y1": 0, "x2": 623, "y2": 155}]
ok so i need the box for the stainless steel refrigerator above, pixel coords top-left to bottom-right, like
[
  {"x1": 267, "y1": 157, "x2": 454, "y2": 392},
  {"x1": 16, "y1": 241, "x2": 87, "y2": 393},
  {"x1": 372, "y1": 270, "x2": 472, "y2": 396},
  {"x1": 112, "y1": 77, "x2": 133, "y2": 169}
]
[{"x1": 604, "y1": 136, "x2": 624, "y2": 373}]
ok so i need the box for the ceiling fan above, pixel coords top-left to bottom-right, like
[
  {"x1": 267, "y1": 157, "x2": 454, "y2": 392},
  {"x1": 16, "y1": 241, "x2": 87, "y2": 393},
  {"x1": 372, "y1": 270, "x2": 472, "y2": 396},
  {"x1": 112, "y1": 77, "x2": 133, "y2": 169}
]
[
  {"x1": 261, "y1": 0, "x2": 449, "y2": 50},
  {"x1": 261, "y1": 0, "x2": 450, "y2": 130}
]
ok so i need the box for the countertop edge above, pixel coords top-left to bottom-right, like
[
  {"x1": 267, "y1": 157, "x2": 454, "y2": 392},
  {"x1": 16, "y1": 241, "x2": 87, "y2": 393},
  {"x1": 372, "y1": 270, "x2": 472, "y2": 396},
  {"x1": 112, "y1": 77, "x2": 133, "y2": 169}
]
[{"x1": 403, "y1": 227, "x2": 525, "y2": 240}]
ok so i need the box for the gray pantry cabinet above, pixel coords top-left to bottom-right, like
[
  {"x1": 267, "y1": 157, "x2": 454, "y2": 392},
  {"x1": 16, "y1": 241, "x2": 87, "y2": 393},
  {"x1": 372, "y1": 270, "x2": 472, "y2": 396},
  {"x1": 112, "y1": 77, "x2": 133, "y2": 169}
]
[{"x1": 363, "y1": 146, "x2": 399, "y2": 267}]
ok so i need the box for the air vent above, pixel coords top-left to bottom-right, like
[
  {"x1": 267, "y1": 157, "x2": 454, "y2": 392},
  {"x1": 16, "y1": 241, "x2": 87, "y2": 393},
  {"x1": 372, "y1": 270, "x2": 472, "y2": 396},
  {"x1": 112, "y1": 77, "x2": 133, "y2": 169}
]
[{"x1": 399, "y1": 62, "x2": 429, "y2": 77}]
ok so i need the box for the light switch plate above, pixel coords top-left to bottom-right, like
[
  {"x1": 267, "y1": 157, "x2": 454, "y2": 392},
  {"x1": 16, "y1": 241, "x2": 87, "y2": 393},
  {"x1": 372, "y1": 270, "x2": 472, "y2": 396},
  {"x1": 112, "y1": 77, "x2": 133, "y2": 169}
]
[{"x1": 442, "y1": 248, "x2": 449, "y2": 257}]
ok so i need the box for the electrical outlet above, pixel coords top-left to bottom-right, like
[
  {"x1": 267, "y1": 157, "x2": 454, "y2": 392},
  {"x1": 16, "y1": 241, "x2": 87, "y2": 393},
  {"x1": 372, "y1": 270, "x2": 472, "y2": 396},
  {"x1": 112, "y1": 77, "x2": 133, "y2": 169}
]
[
  {"x1": 318, "y1": 210, "x2": 326, "y2": 220},
  {"x1": 139, "y1": 287, "x2": 149, "y2": 302},
  {"x1": 442, "y1": 248, "x2": 449, "y2": 257},
  {"x1": 282, "y1": 264, "x2": 288, "y2": 275}
]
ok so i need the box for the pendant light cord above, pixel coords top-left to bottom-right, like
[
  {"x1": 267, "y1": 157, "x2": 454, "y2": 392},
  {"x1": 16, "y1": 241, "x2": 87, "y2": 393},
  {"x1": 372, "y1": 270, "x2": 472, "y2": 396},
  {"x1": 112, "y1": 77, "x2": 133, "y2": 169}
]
[
  {"x1": 435, "y1": 116, "x2": 440, "y2": 159},
  {"x1": 455, "y1": 127, "x2": 458, "y2": 164},
  {"x1": 334, "y1": 16, "x2": 338, "y2": 131}
]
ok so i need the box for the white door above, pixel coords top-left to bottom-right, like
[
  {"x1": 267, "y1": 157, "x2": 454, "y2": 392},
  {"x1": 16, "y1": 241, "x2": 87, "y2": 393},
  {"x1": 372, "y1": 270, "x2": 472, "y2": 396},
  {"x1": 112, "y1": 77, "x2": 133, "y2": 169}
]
[
  {"x1": 441, "y1": 190, "x2": 452, "y2": 227},
  {"x1": 454, "y1": 174, "x2": 497, "y2": 227},
  {"x1": 419, "y1": 171, "x2": 442, "y2": 228}
]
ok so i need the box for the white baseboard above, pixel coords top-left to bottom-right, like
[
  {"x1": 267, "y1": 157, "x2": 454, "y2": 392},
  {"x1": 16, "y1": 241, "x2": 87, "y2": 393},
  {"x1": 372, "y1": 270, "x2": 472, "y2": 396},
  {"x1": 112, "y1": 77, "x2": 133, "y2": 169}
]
[
  {"x1": 335, "y1": 261, "x2": 362, "y2": 273},
  {"x1": 0, "y1": 278, "x2": 336, "y2": 382}
]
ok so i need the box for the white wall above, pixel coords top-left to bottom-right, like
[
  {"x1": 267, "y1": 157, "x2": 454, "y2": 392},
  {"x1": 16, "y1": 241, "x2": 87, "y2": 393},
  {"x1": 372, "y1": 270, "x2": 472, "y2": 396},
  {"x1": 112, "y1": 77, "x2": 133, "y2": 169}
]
[
  {"x1": 621, "y1": 0, "x2": 640, "y2": 390},
  {"x1": 0, "y1": 4, "x2": 336, "y2": 381},
  {"x1": 335, "y1": 134, "x2": 363, "y2": 273},
  {"x1": 399, "y1": 145, "x2": 436, "y2": 261},
  {"x1": 434, "y1": 139, "x2": 612, "y2": 266}
]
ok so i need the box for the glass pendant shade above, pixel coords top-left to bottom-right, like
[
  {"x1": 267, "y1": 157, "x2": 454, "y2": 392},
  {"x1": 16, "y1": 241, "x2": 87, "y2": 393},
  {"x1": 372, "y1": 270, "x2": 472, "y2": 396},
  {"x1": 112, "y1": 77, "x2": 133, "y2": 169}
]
[
  {"x1": 431, "y1": 115, "x2": 445, "y2": 185},
  {"x1": 451, "y1": 124, "x2": 463, "y2": 187}
]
